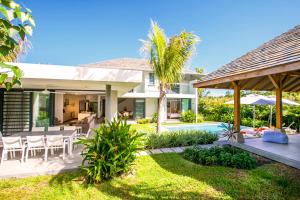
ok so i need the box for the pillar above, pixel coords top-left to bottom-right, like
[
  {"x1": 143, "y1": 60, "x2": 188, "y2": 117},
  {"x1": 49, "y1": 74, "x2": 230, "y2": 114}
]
[
  {"x1": 233, "y1": 81, "x2": 240, "y2": 132},
  {"x1": 97, "y1": 95, "x2": 101, "y2": 118},
  {"x1": 105, "y1": 85, "x2": 118, "y2": 122},
  {"x1": 195, "y1": 89, "x2": 198, "y2": 123},
  {"x1": 275, "y1": 87, "x2": 282, "y2": 129}
]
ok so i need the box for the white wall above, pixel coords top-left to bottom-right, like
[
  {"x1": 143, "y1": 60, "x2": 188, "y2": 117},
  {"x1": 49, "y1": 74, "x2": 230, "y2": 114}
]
[
  {"x1": 145, "y1": 98, "x2": 158, "y2": 118},
  {"x1": 55, "y1": 94, "x2": 64, "y2": 123}
]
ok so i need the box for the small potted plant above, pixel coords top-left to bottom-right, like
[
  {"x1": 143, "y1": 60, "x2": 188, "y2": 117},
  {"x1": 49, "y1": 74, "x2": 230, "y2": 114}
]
[{"x1": 220, "y1": 122, "x2": 244, "y2": 143}]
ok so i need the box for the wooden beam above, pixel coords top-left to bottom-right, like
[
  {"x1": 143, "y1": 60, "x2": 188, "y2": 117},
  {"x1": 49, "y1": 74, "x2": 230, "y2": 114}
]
[
  {"x1": 282, "y1": 77, "x2": 298, "y2": 90},
  {"x1": 193, "y1": 61, "x2": 300, "y2": 88},
  {"x1": 275, "y1": 79, "x2": 282, "y2": 129},
  {"x1": 241, "y1": 79, "x2": 254, "y2": 90},
  {"x1": 232, "y1": 81, "x2": 241, "y2": 132},
  {"x1": 289, "y1": 80, "x2": 300, "y2": 92},
  {"x1": 291, "y1": 84, "x2": 300, "y2": 92},
  {"x1": 252, "y1": 77, "x2": 267, "y2": 90},
  {"x1": 284, "y1": 78, "x2": 300, "y2": 91},
  {"x1": 268, "y1": 75, "x2": 279, "y2": 89},
  {"x1": 281, "y1": 75, "x2": 288, "y2": 85}
]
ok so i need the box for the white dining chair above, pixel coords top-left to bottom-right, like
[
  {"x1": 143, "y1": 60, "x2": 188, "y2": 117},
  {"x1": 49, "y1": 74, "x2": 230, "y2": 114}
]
[
  {"x1": 1, "y1": 136, "x2": 25, "y2": 165},
  {"x1": 45, "y1": 135, "x2": 68, "y2": 161},
  {"x1": 25, "y1": 136, "x2": 46, "y2": 162},
  {"x1": 48, "y1": 126, "x2": 61, "y2": 131},
  {"x1": 32, "y1": 127, "x2": 45, "y2": 132},
  {"x1": 73, "y1": 129, "x2": 92, "y2": 150}
]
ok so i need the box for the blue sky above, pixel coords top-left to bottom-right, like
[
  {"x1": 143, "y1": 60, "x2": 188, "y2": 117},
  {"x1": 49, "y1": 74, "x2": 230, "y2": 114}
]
[{"x1": 20, "y1": 0, "x2": 300, "y2": 75}]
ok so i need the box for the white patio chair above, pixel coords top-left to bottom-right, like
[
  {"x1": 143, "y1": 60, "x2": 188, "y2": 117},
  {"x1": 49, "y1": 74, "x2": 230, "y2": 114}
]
[
  {"x1": 48, "y1": 126, "x2": 61, "y2": 131},
  {"x1": 32, "y1": 127, "x2": 45, "y2": 132},
  {"x1": 73, "y1": 129, "x2": 92, "y2": 150},
  {"x1": 1, "y1": 136, "x2": 25, "y2": 165},
  {"x1": 25, "y1": 136, "x2": 46, "y2": 162},
  {"x1": 45, "y1": 135, "x2": 68, "y2": 161}
]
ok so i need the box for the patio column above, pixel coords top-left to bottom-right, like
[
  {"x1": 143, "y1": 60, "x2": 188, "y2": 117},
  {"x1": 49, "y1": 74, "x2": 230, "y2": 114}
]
[
  {"x1": 105, "y1": 85, "x2": 118, "y2": 122},
  {"x1": 195, "y1": 88, "x2": 198, "y2": 123},
  {"x1": 275, "y1": 86, "x2": 282, "y2": 129},
  {"x1": 232, "y1": 81, "x2": 240, "y2": 132},
  {"x1": 97, "y1": 95, "x2": 101, "y2": 118}
]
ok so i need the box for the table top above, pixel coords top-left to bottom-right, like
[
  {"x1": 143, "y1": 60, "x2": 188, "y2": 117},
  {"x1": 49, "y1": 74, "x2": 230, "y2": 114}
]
[{"x1": 10, "y1": 130, "x2": 76, "y2": 138}]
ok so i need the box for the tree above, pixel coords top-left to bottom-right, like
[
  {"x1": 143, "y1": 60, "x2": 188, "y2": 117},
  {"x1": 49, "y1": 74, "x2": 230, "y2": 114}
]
[
  {"x1": 0, "y1": 0, "x2": 35, "y2": 90},
  {"x1": 141, "y1": 21, "x2": 198, "y2": 133}
]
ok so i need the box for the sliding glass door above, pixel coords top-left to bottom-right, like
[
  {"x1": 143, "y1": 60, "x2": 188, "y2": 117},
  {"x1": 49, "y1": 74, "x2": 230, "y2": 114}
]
[{"x1": 134, "y1": 99, "x2": 145, "y2": 119}]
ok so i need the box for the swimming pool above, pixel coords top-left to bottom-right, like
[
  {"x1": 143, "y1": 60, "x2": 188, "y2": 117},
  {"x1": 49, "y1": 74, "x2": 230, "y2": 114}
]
[{"x1": 164, "y1": 123, "x2": 247, "y2": 135}]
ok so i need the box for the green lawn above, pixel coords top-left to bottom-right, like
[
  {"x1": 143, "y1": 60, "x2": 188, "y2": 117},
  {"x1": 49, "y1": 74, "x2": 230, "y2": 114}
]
[{"x1": 1, "y1": 153, "x2": 300, "y2": 200}]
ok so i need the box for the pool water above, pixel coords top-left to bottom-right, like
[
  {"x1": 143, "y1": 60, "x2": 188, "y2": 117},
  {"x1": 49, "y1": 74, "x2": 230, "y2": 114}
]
[{"x1": 164, "y1": 123, "x2": 247, "y2": 135}]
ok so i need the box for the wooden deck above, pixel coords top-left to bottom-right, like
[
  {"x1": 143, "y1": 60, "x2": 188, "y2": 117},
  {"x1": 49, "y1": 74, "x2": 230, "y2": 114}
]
[{"x1": 230, "y1": 134, "x2": 300, "y2": 169}]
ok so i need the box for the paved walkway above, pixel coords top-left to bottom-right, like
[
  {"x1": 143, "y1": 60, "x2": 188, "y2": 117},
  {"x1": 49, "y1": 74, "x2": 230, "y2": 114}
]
[{"x1": 0, "y1": 144, "x2": 213, "y2": 179}]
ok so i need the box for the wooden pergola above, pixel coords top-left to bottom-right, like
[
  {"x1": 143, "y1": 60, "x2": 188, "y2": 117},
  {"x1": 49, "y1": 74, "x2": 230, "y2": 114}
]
[{"x1": 194, "y1": 25, "x2": 300, "y2": 135}]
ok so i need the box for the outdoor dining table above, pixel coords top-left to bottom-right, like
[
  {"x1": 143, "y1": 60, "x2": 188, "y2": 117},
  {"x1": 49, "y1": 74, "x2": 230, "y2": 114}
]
[{"x1": 10, "y1": 130, "x2": 77, "y2": 156}]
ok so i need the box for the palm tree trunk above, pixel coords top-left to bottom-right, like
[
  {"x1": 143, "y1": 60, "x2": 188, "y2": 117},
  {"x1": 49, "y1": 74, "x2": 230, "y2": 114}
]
[{"x1": 157, "y1": 85, "x2": 166, "y2": 133}]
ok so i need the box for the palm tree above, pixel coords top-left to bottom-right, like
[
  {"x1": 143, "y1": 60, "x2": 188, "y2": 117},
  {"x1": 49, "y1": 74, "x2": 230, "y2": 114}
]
[{"x1": 141, "y1": 21, "x2": 198, "y2": 133}]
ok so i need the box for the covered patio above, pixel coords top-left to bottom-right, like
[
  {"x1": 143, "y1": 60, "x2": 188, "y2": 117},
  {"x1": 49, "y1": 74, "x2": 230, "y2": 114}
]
[{"x1": 194, "y1": 25, "x2": 300, "y2": 167}]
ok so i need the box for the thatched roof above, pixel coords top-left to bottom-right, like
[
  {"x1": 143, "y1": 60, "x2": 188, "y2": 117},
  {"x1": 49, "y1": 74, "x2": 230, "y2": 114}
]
[
  {"x1": 80, "y1": 58, "x2": 199, "y2": 75},
  {"x1": 194, "y1": 25, "x2": 300, "y2": 92}
]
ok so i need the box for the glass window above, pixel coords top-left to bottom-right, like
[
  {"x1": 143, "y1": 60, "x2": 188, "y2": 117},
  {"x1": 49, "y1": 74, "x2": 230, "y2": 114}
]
[
  {"x1": 33, "y1": 93, "x2": 50, "y2": 127},
  {"x1": 170, "y1": 84, "x2": 180, "y2": 94},
  {"x1": 167, "y1": 99, "x2": 181, "y2": 119},
  {"x1": 149, "y1": 73, "x2": 155, "y2": 86},
  {"x1": 181, "y1": 99, "x2": 191, "y2": 113}
]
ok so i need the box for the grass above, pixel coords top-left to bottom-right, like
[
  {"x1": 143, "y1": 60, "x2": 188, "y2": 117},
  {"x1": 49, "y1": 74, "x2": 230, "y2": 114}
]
[{"x1": 0, "y1": 153, "x2": 300, "y2": 200}]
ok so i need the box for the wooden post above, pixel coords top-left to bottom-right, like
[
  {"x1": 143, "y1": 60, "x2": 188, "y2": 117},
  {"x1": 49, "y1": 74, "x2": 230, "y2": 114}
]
[
  {"x1": 275, "y1": 86, "x2": 282, "y2": 129},
  {"x1": 232, "y1": 81, "x2": 240, "y2": 132}
]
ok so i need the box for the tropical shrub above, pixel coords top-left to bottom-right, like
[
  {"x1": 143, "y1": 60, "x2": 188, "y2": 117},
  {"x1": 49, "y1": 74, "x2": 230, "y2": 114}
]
[
  {"x1": 151, "y1": 112, "x2": 158, "y2": 123},
  {"x1": 137, "y1": 118, "x2": 151, "y2": 124},
  {"x1": 78, "y1": 119, "x2": 143, "y2": 183},
  {"x1": 181, "y1": 110, "x2": 196, "y2": 123},
  {"x1": 145, "y1": 130, "x2": 218, "y2": 149},
  {"x1": 197, "y1": 114, "x2": 204, "y2": 123},
  {"x1": 182, "y1": 146, "x2": 257, "y2": 169}
]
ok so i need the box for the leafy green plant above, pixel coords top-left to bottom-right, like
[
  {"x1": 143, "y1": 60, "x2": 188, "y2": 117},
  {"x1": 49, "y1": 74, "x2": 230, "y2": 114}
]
[
  {"x1": 182, "y1": 146, "x2": 257, "y2": 169},
  {"x1": 181, "y1": 110, "x2": 196, "y2": 123},
  {"x1": 137, "y1": 118, "x2": 151, "y2": 124},
  {"x1": 0, "y1": 0, "x2": 35, "y2": 90},
  {"x1": 78, "y1": 119, "x2": 143, "y2": 183},
  {"x1": 145, "y1": 130, "x2": 218, "y2": 149},
  {"x1": 197, "y1": 113, "x2": 204, "y2": 123},
  {"x1": 151, "y1": 112, "x2": 158, "y2": 123}
]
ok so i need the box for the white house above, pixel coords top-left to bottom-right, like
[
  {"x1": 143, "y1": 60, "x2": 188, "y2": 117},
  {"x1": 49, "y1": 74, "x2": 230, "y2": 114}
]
[{"x1": 0, "y1": 58, "x2": 201, "y2": 135}]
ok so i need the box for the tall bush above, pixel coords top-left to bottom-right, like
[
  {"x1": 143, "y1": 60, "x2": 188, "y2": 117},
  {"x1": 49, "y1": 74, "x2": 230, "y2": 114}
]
[
  {"x1": 78, "y1": 119, "x2": 143, "y2": 183},
  {"x1": 181, "y1": 110, "x2": 196, "y2": 123}
]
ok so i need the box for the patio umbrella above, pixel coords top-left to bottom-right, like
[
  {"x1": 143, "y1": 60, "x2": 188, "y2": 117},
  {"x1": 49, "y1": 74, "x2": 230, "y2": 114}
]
[{"x1": 225, "y1": 94, "x2": 299, "y2": 127}]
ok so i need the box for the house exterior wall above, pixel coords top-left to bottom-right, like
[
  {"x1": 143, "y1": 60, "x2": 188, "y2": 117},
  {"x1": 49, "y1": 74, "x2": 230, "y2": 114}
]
[
  {"x1": 145, "y1": 98, "x2": 158, "y2": 118},
  {"x1": 120, "y1": 71, "x2": 199, "y2": 121}
]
